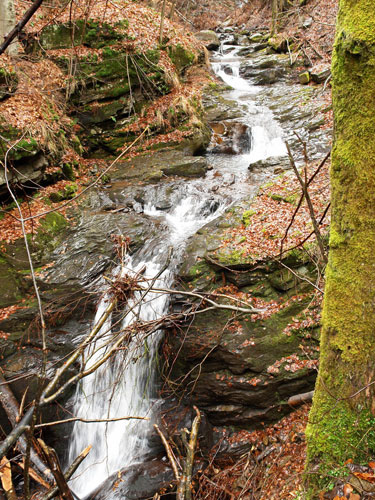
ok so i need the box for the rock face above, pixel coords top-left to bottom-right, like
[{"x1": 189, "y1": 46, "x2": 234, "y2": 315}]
[{"x1": 165, "y1": 206, "x2": 320, "y2": 428}]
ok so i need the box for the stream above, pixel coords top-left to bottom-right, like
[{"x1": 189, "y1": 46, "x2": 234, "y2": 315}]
[{"x1": 67, "y1": 40, "x2": 291, "y2": 499}]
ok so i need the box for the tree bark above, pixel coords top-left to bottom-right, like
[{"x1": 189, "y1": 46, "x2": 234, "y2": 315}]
[
  {"x1": 0, "y1": 0, "x2": 17, "y2": 55},
  {"x1": 306, "y1": 0, "x2": 375, "y2": 493}
]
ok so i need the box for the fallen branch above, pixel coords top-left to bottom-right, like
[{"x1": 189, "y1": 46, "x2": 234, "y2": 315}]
[
  {"x1": 183, "y1": 406, "x2": 201, "y2": 500},
  {"x1": 0, "y1": 372, "x2": 52, "y2": 483},
  {"x1": 35, "y1": 415, "x2": 148, "y2": 428},
  {"x1": 288, "y1": 390, "x2": 314, "y2": 407},
  {"x1": 38, "y1": 439, "x2": 74, "y2": 500},
  {"x1": 41, "y1": 445, "x2": 91, "y2": 500}
]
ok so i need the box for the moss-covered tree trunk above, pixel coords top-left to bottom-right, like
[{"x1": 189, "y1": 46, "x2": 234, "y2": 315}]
[{"x1": 306, "y1": 0, "x2": 375, "y2": 494}]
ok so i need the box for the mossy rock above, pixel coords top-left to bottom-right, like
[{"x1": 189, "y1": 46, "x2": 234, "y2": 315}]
[
  {"x1": 0, "y1": 67, "x2": 18, "y2": 100},
  {"x1": 71, "y1": 48, "x2": 168, "y2": 103},
  {"x1": 32, "y1": 212, "x2": 68, "y2": 258},
  {"x1": 0, "y1": 124, "x2": 40, "y2": 162},
  {"x1": 49, "y1": 183, "x2": 78, "y2": 203},
  {"x1": 36, "y1": 19, "x2": 130, "y2": 51},
  {"x1": 168, "y1": 43, "x2": 195, "y2": 72},
  {"x1": 0, "y1": 258, "x2": 26, "y2": 308},
  {"x1": 268, "y1": 35, "x2": 289, "y2": 53},
  {"x1": 299, "y1": 71, "x2": 310, "y2": 85}
]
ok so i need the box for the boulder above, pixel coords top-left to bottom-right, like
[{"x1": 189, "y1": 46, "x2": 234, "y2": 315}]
[
  {"x1": 268, "y1": 34, "x2": 289, "y2": 53},
  {"x1": 195, "y1": 30, "x2": 220, "y2": 51},
  {"x1": 248, "y1": 156, "x2": 290, "y2": 171},
  {"x1": 85, "y1": 460, "x2": 175, "y2": 500},
  {"x1": 238, "y1": 35, "x2": 250, "y2": 46},
  {"x1": 249, "y1": 33, "x2": 268, "y2": 43},
  {"x1": 299, "y1": 71, "x2": 310, "y2": 85},
  {"x1": 239, "y1": 54, "x2": 291, "y2": 85},
  {"x1": 310, "y1": 64, "x2": 331, "y2": 84}
]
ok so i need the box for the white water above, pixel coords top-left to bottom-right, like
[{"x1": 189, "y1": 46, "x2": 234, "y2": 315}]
[{"x1": 67, "y1": 41, "x2": 287, "y2": 499}]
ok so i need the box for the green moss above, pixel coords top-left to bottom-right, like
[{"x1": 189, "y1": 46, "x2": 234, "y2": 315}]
[
  {"x1": 49, "y1": 183, "x2": 77, "y2": 202},
  {"x1": 168, "y1": 43, "x2": 195, "y2": 72},
  {"x1": 241, "y1": 209, "x2": 256, "y2": 226},
  {"x1": 216, "y1": 248, "x2": 248, "y2": 265},
  {"x1": 8, "y1": 137, "x2": 39, "y2": 161},
  {"x1": 37, "y1": 19, "x2": 130, "y2": 50},
  {"x1": 34, "y1": 212, "x2": 68, "y2": 253},
  {"x1": 61, "y1": 163, "x2": 76, "y2": 181}
]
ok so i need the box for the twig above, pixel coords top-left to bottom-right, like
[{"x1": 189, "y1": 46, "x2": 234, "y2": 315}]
[
  {"x1": 35, "y1": 415, "x2": 148, "y2": 428},
  {"x1": 285, "y1": 142, "x2": 328, "y2": 264},
  {"x1": 154, "y1": 424, "x2": 180, "y2": 482}
]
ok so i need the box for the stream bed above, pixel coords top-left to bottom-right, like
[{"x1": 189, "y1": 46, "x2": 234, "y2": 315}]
[{"x1": 0, "y1": 32, "x2": 331, "y2": 500}]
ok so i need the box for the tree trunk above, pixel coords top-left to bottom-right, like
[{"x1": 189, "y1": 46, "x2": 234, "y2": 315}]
[
  {"x1": 306, "y1": 0, "x2": 375, "y2": 493},
  {"x1": 0, "y1": 0, "x2": 17, "y2": 55}
]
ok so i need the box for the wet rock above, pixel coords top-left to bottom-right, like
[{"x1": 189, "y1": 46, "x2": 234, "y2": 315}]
[
  {"x1": 85, "y1": 460, "x2": 174, "y2": 500},
  {"x1": 111, "y1": 150, "x2": 210, "y2": 183},
  {"x1": 239, "y1": 54, "x2": 291, "y2": 85},
  {"x1": 195, "y1": 30, "x2": 220, "y2": 50},
  {"x1": 209, "y1": 121, "x2": 251, "y2": 155},
  {"x1": 237, "y1": 46, "x2": 254, "y2": 57},
  {"x1": 248, "y1": 156, "x2": 290, "y2": 171},
  {"x1": 165, "y1": 199, "x2": 319, "y2": 428},
  {"x1": 159, "y1": 400, "x2": 214, "y2": 455},
  {"x1": 161, "y1": 157, "x2": 209, "y2": 178},
  {"x1": 203, "y1": 93, "x2": 245, "y2": 122},
  {"x1": 223, "y1": 34, "x2": 238, "y2": 46}
]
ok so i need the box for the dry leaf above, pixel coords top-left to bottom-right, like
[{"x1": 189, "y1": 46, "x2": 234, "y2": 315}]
[
  {"x1": 343, "y1": 483, "x2": 353, "y2": 496},
  {"x1": 348, "y1": 494, "x2": 361, "y2": 500},
  {"x1": 353, "y1": 471, "x2": 375, "y2": 483}
]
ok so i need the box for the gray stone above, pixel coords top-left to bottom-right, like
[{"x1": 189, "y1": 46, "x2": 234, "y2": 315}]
[
  {"x1": 195, "y1": 30, "x2": 220, "y2": 50},
  {"x1": 310, "y1": 64, "x2": 331, "y2": 83}
]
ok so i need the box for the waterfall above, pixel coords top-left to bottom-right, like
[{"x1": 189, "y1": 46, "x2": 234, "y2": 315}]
[{"x1": 67, "y1": 37, "x2": 287, "y2": 499}]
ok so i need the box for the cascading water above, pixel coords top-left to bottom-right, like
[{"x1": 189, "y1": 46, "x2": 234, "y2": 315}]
[{"x1": 67, "y1": 38, "x2": 288, "y2": 499}]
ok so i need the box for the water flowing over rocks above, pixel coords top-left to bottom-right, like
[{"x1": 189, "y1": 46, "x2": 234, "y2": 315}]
[{"x1": 0, "y1": 26, "x2": 333, "y2": 499}]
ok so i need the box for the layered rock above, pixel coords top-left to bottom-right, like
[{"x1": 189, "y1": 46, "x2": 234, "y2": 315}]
[{"x1": 164, "y1": 204, "x2": 320, "y2": 428}]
